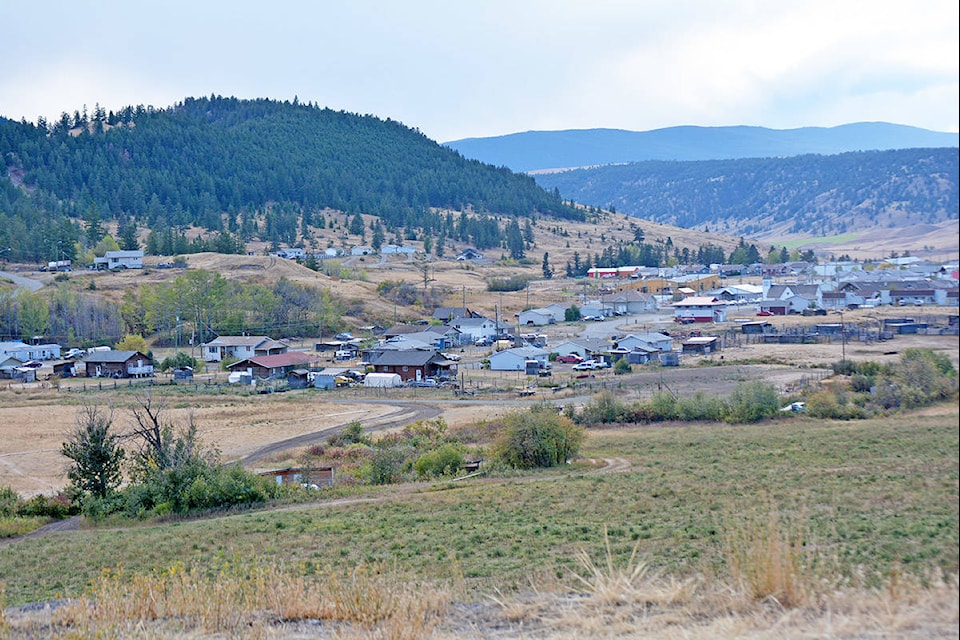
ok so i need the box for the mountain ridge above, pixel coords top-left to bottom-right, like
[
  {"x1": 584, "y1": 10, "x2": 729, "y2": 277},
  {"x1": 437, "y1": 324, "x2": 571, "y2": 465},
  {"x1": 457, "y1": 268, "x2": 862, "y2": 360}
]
[{"x1": 444, "y1": 123, "x2": 959, "y2": 172}]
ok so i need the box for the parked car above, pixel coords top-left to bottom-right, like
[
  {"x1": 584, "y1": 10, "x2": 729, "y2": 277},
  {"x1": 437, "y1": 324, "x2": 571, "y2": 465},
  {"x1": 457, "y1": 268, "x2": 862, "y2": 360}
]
[
  {"x1": 572, "y1": 361, "x2": 597, "y2": 371},
  {"x1": 474, "y1": 338, "x2": 493, "y2": 347},
  {"x1": 335, "y1": 332, "x2": 354, "y2": 341},
  {"x1": 756, "y1": 310, "x2": 774, "y2": 317},
  {"x1": 440, "y1": 353, "x2": 462, "y2": 361},
  {"x1": 557, "y1": 354, "x2": 583, "y2": 364},
  {"x1": 594, "y1": 360, "x2": 611, "y2": 369},
  {"x1": 63, "y1": 348, "x2": 84, "y2": 360},
  {"x1": 414, "y1": 378, "x2": 438, "y2": 388}
]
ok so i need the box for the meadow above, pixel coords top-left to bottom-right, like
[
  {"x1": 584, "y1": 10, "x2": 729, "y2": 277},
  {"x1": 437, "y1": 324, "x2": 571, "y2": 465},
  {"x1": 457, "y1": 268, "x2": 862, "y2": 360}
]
[{"x1": 1, "y1": 403, "x2": 956, "y2": 638}]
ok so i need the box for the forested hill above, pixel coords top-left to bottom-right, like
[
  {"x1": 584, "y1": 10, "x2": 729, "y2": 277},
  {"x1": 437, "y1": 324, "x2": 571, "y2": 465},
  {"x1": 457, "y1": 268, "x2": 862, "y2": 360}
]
[
  {"x1": 532, "y1": 148, "x2": 959, "y2": 239},
  {"x1": 0, "y1": 96, "x2": 581, "y2": 263}
]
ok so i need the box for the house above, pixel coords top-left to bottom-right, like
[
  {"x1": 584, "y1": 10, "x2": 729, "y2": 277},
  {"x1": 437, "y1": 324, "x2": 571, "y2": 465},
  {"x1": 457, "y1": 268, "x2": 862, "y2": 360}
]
[
  {"x1": 83, "y1": 350, "x2": 154, "y2": 378},
  {"x1": 671, "y1": 296, "x2": 729, "y2": 323},
  {"x1": 94, "y1": 250, "x2": 144, "y2": 270},
  {"x1": 456, "y1": 248, "x2": 484, "y2": 261},
  {"x1": 517, "y1": 309, "x2": 556, "y2": 326},
  {"x1": 0, "y1": 356, "x2": 25, "y2": 379},
  {"x1": 287, "y1": 369, "x2": 312, "y2": 389},
  {"x1": 259, "y1": 467, "x2": 334, "y2": 488},
  {"x1": 323, "y1": 247, "x2": 343, "y2": 258},
  {"x1": 271, "y1": 247, "x2": 305, "y2": 260},
  {"x1": 681, "y1": 336, "x2": 722, "y2": 355},
  {"x1": 740, "y1": 321, "x2": 772, "y2": 335},
  {"x1": 600, "y1": 290, "x2": 659, "y2": 314},
  {"x1": 624, "y1": 346, "x2": 660, "y2": 365},
  {"x1": 0, "y1": 341, "x2": 61, "y2": 362},
  {"x1": 551, "y1": 338, "x2": 611, "y2": 360},
  {"x1": 380, "y1": 244, "x2": 416, "y2": 255},
  {"x1": 367, "y1": 349, "x2": 454, "y2": 382},
  {"x1": 713, "y1": 284, "x2": 763, "y2": 303},
  {"x1": 616, "y1": 333, "x2": 673, "y2": 353},
  {"x1": 587, "y1": 266, "x2": 642, "y2": 279},
  {"x1": 488, "y1": 346, "x2": 549, "y2": 371},
  {"x1": 202, "y1": 336, "x2": 289, "y2": 363},
  {"x1": 350, "y1": 246, "x2": 374, "y2": 256},
  {"x1": 432, "y1": 307, "x2": 478, "y2": 321},
  {"x1": 227, "y1": 352, "x2": 319, "y2": 379},
  {"x1": 447, "y1": 317, "x2": 500, "y2": 343}
]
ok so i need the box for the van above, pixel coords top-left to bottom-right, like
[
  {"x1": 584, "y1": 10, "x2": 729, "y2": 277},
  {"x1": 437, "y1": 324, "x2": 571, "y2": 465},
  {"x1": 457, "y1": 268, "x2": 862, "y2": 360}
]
[{"x1": 334, "y1": 350, "x2": 353, "y2": 360}]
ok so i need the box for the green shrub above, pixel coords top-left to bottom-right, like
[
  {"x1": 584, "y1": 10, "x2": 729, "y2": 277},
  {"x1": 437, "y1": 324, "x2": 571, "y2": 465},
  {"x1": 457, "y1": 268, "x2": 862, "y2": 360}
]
[
  {"x1": 491, "y1": 408, "x2": 584, "y2": 469},
  {"x1": 613, "y1": 358, "x2": 632, "y2": 375},
  {"x1": 413, "y1": 444, "x2": 465, "y2": 479},
  {"x1": 0, "y1": 486, "x2": 20, "y2": 518},
  {"x1": 578, "y1": 392, "x2": 627, "y2": 424},
  {"x1": 724, "y1": 382, "x2": 781, "y2": 423},
  {"x1": 648, "y1": 391, "x2": 679, "y2": 421},
  {"x1": 676, "y1": 392, "x2": 726, "y2": 421}
]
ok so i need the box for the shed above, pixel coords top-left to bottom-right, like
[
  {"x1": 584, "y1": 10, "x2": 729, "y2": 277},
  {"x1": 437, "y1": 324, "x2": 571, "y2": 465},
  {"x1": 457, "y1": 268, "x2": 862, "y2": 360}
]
[
  {"x1": 681, "y1": 336, "x2": 721, "y2": 355},
  {"x1": 312, "y1": 374, "x2": 337, "y2": 390},
  {"x1": 287, "y1": 369, "x2": 311, "y2": 389},
  {"x1": 259, "y1": 467, "x2": 335, "y2": 488}
]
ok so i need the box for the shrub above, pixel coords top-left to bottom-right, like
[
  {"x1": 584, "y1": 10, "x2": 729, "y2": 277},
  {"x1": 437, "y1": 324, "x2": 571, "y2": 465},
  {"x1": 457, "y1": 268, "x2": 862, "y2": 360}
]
[
  {"x1": 647, "y1": 391, "x2": 679, "y2": 421},
  {"x1": 676, "y1": 392, "x2": 725, "y2": 422},
  {"x1": 413, "y1": 444, "x2": 465, "y2": 479},
  {"x1": 613, "y1": 358, "x2": 632, "y2": 375},
  {"x1": 486, "y1": 276, "x2": 530, "y2": 292},
  {"x1": 491, "y1": 408, "x2": 584, "y2": 469},
  {"x1": 328, "y1": 420, "x2": 369, "y2": 447},
  {"x1": 159, "y1": 352, "x2": 200, "y2": 372},
  {"x1": 0, "y1": 486, "x2": 21, "y2": 518},
  {"x1": 724, "y1": 382, "x2": 781, "y2": 423},
  {"x1": 578, "y1": 392, "x2": 627, "y2": 424}
]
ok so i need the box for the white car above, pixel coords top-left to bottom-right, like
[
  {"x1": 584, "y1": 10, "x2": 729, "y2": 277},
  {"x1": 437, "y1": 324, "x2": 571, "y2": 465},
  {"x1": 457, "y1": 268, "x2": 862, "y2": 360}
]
[
  {"x1": 572, "y1": 361, "x2": 597, "y2": 371},
  {"x1": 441, "y1": 353, "x2": 462, "y2": 361}
]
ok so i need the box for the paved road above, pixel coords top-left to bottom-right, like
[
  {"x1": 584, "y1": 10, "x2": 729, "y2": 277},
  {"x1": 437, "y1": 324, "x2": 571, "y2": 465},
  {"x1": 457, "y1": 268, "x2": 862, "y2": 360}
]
[{"x1": 0, "y1": 270, "x2": 45, "y2": 292}]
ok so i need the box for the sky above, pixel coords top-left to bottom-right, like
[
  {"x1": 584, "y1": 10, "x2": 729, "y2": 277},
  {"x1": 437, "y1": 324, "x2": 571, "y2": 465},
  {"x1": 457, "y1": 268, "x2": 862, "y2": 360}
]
[{"x1": 2, "y1": 0, "x2": 957, "y2": 143}]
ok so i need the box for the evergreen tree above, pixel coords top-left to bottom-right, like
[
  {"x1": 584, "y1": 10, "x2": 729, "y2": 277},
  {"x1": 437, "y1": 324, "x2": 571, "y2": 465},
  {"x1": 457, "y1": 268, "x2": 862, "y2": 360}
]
[
  {"x1": 542, "y1": 252, "x2": 553, "y2": 279},
  {"x1": 61, "y1": 406, "x2": 125, "y2": 500}
]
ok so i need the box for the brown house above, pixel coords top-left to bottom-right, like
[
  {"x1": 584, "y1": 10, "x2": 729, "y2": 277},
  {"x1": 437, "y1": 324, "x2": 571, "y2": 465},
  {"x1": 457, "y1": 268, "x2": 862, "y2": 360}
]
[
  {"x1": 368, "y1": 349, "x2": 454, "y2": 381},
  {"x1": 83, "y1": 350, "x2": 154, "y2": 378},
  {"x1": 227, "y1": 352, "x2": 318, "y2": 379}
]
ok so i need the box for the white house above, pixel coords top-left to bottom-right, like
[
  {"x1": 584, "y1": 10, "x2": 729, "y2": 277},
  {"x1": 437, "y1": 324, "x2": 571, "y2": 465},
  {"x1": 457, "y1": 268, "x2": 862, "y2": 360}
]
[
  {"x1": 517, "y1": 304, "x2": 566, "y2": 326},
  {"x1": 381, "y1": 244, "x2": 416, "y2": 255},
  {"x1": 551, "y1": 338, "x2": 610, "y2": 360},
  {"x1": 488, "y1": 346, "x2": 549, "y2": 371},
  {"x1": 350, "y1": 246, "x2": 374, "y2": 256},
  {"x1": 600, "y1": 290, "x2": 659, "y2": 314},
  {"x1": 616, "y1": 333, "x2": 673, "y2": 353},
  {"x1": 0, "y1": 341, "x2": 61, "y2": 361},
  {"x1": 447, "y1": 317, "x2": 500, "y2": 343},
  {"x1": 201, "y1": 336, "x2": 288, "y2": 362},
  {"x1": 94, "y1": 250, "x2": 144, "y2": 270},
  {"x1": 671, "y1": 296, "x2": 730, "y2": 323}
]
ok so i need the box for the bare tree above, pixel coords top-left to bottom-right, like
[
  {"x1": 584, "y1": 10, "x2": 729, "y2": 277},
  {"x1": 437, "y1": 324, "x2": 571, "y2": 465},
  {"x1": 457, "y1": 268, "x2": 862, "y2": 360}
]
[{"x1": 127, "y1": 393, "x2": 208, "y2": 474}]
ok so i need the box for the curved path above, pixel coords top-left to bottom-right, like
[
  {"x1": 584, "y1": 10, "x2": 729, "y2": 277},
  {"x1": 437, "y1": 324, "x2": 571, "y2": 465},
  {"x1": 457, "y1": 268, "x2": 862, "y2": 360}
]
[
  {"x1": 241, "y1": 401, "x2": 441, "y2": 466},
  {"x1": 0, "y1": 270, "x2": 45, "y2": 293}
]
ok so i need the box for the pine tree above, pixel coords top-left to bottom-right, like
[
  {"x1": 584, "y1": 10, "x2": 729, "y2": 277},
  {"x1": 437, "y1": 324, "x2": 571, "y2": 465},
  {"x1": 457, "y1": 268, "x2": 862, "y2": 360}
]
[{"x1": 542, "y1": 252, "x2": 553, "y2": 279}]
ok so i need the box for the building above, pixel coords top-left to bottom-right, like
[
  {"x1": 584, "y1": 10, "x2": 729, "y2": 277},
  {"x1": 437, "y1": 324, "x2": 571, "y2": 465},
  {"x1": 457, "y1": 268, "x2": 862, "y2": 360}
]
[
  {"x1": 227, "y1": 352, "x2": 319, "y2": 379},
  {"x1": 367, "y1": 349, "x2": 454, "y2": 382},
  {"x1": 83, "y1": 350, "x2": 154, "y2": 378},
  {"x1": 94, "y1": 250, "x2": 144, "y2": 270},
  {"x1": 0, "y1": 341, "x2": 61, "y2": 362},
  {"x1": 671, "y1": 296, "x2": 729, "y2": 323},
  {"x1": 259, "y1": 467, "x2": 335, "y2": 488},
  {"x1": 681, "y1": 336, "x2": 722, "y2": 355},
  {"x1": 488, "y1": 346, "x2": 549, "y2": 371},
  {"x1": 615, "y1": 333, "x2": 673, "y2": 353},
  {"x1": 202, "y1": 336, "x2": 289, "y2": 362}
]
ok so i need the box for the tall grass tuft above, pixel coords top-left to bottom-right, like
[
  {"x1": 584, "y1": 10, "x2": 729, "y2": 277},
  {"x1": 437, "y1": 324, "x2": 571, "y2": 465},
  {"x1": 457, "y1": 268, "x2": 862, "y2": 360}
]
[
  {"x1": 570, "y1": 526, "x2": 695, "y2": 607},
  {"x1": 723, "y1": 501, "x2": 826, "y2": 608}
]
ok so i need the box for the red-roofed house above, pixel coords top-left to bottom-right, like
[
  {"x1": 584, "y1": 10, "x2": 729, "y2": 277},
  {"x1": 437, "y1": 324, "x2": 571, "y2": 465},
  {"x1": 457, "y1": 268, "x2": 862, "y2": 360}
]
[{"x1": 226, "y1": 352, "x2": 319, "y2": 379}]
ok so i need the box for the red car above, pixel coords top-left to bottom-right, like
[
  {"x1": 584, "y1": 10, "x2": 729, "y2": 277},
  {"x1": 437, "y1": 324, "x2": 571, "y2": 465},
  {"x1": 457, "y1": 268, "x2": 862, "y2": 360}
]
[
  {"x1": 756, "y1": 310, "x2": 774, "y2": 317},
  {"x1": 557, "y1": 354, "x2": 583, "y2": 364}
]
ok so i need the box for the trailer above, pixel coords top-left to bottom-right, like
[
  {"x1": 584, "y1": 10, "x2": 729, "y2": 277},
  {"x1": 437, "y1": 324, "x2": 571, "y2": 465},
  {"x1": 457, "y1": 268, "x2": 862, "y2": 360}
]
[{"x1": 363, "y1": 372, "x2": 402, "y2": 388}]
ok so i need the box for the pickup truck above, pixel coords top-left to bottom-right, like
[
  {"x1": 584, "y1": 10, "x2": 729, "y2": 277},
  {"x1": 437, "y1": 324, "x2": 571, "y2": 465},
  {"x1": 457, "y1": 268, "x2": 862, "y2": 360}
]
[
  {"x1": 572, "y1": 361, "x2": 597, "y2": 371},
  {"x1": 556, "y1": 354, "x2": 583, "y2": 364}
]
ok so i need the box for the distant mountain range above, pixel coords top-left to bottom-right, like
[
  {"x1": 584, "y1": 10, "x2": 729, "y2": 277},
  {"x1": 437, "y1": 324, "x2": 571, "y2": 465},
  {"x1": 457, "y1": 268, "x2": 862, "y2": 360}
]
[{"x1": 444, "y1": 123, "x2": 959, "y2": 172}]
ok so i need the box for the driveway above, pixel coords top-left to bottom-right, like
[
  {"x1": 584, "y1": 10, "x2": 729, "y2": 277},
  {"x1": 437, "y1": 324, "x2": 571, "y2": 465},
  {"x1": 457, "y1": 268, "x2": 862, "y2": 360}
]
[{"x1": 0, "y1": 270, "x2": 45, "y2": 293}]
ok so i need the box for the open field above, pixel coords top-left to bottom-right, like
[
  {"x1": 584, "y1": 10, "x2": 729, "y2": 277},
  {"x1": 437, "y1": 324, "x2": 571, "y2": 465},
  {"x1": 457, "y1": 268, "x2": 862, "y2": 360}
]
[{"x1": 1, "y1": 404, "x2": 957, "y2": 638}]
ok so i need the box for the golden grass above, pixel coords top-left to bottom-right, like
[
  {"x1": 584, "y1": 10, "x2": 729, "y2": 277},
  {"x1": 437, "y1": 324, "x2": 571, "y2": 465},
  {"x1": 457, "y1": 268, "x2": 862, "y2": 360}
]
[{"x1": 42, "y1": 559, "x2": 453, "y2": 640}]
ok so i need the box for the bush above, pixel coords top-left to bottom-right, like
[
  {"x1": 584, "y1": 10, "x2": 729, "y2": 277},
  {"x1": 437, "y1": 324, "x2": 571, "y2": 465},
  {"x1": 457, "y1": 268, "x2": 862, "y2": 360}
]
[
  {"x1": 578, "y1": 392, "x2": 627, "y2": 424},
  {"x1": 159, "y1": 352, "x2": 200, "y2": 372},
  {"x1": 491, "y1": 408, "x2": 584, "y2": 469},
  {"x1": 613, "y1": 358, "x2": 632, "y2": 375},
  {"x1": 724, "y1": 382, "x2": 781, "y2": 423},
  {"x1": 676, "y1": 392, "x2": 726, "y2": 421},
  {"x1": 413, "y1": 444, "x2": 465, "y2": 479}
]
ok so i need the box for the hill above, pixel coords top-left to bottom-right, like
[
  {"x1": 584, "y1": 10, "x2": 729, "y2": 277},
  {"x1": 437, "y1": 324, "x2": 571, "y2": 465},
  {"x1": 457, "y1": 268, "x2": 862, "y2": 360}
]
[
  {"x1": 531, "y1": 148, "x2": 959, "y2": 259},
  {"x1": 444, "y1": 123, "x2": 960, "y2": 172},
  {"x1": 0, "y1": 96, "x2": 581, "y2": 265}
]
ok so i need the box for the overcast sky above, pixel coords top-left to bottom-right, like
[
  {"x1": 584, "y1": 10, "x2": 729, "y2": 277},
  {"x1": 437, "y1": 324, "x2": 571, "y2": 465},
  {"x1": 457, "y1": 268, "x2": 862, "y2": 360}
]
[{"x1": 2, "y1": 1, "x2": 957, "y2": 142}]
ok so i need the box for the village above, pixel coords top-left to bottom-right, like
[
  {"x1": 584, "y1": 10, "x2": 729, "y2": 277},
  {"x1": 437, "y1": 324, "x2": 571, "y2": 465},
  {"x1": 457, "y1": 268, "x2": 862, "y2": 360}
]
[{"x1": 3, "y1": 252, "x2": 957, "y2": 397}]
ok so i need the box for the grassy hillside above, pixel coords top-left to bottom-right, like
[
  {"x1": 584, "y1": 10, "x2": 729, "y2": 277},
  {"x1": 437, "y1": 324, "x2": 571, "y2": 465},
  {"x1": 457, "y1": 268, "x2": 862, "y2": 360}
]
[{"x1": 1, "y1": 405, "x2": 956, "y2": 637}]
